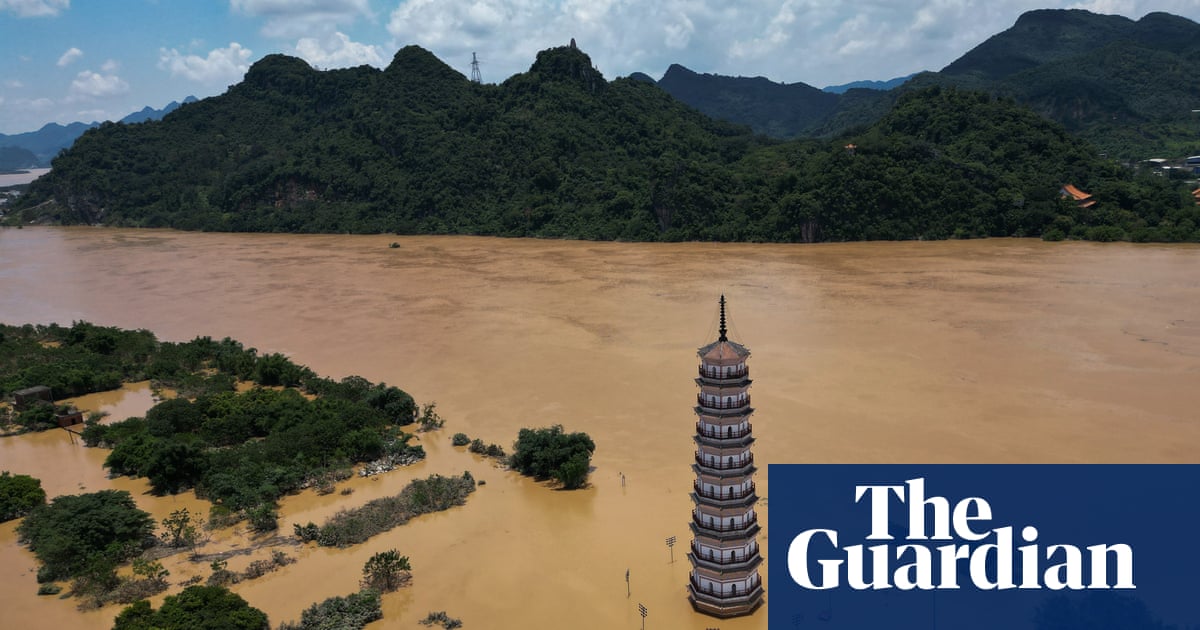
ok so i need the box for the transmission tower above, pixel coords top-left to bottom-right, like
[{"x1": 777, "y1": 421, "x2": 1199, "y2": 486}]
[{"x1": 470, "y1": 52, "x2": 482, "y2": 84}]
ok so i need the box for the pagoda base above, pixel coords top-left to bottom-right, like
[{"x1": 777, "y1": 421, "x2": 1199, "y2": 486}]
[{"x1": 688, "y1": 584, "x2": 764, "y2": 619}]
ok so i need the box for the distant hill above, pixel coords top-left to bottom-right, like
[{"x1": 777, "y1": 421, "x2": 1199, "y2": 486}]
[
  {"x1": 0, "y1": 97, "x2": 197, "y2": 166},
  {"x1": 9, "y1": 45, "x2": 1195, "y2": 243},
  {"x1": 0, "y1": 122, "x2": 98, "y2": 166},
  {"x1": 823, "y1": 74, "x2": 917, "y2": 94},
  {"x1": 0, "y1": 145, "x2": 42, "y2": 171},
  {"x1": 930, "y1": 10, "x2": 1200, "y2": 158},
  {"x1": 118, "y1": 96, "x2": 198, "y2": 125},
  {"x1": 640, "y1": 9, "x2": 1200, "y2": 159},
  {"x1": 654, "y1": 64, "x2": 839, "y2": 139}
]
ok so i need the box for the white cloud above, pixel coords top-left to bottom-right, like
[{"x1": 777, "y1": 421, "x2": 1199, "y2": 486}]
[
  {"x1": 56, "y1": 46, "x2": 83, "y2": 67},
  {"x1": 100, "y1": 59, "x2": 119, "y2": 73},
  {"x1": 69, "y1": 70, "x2": 129, "y2": 98},
  {"x1": 295, "y1": 31, "x2": 384, "y2": 68},
  {"x1": 0, "y1": 0, "x2": 68, "y2": 17},
  {"x1": 4, "y1": 79, "x2": 23, "y2": 88},
  {"x1": 231, "y1": 0, "x2": 372, "y2": 38},
  {"x1": 158, "y1": 42, "x2": 253, "y2": 84},
  {"x1": 74, "y1": 108, "x2": 109, "y2": 121}
]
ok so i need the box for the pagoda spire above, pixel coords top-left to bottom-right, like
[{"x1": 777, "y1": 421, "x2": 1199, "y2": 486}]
[{"x1": 718, "y1": 295, "x2": 727, "y2": 342}]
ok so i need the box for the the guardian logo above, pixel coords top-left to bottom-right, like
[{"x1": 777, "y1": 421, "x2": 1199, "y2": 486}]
[{"x1": 787, "y1": 478, "x2": 1135, "y2": 591}]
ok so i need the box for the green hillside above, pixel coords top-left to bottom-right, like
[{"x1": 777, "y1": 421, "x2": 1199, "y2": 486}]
[
  {"x1": 644, "y1": 10, "x2": 1200, "y2": 160},
  {"x1": 8, "y1": 45, "x2": 1196, "y2": 243}
]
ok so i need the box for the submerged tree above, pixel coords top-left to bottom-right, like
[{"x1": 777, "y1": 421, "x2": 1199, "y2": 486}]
[{"x1": 361, "y1": 549, "x2": 411, "y2": 592}]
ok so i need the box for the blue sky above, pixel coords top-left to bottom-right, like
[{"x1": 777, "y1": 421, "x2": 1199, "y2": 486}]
[{"x1": 2, "y1": 0, "x2": 1199, "y2": 134}]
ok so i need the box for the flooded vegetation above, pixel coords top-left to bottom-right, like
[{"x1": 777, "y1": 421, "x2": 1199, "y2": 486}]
[{"x1": 1, "y1": 228, "x2": 1198, "y2": 629}]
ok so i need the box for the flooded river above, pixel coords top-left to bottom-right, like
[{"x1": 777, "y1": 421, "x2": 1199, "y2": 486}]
[{"x1": 1, "y1": 228, "x2": 1198, "y2": 629}]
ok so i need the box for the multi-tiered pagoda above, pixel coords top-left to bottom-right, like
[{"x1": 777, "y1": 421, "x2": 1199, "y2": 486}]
[{"x1": 687, "y1": 295, "x2": 764, "y2": 618}]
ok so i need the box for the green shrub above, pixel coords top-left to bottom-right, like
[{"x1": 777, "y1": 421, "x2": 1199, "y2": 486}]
[
  {"x1": 16, "y1": 490, "x2": 154, "y2": 582},
  {"x1": 0, "y1": 471, "x2": 46, "y2": 522},
  {"x1": 305, "y1": 473, "x2": 476, "y2": 547},
  {"x1": 278, "y1": 589, "x2": 381, "y2": 630},
  {"x1": 112, "y1": 585, "x2": 269, "y2": 630},
  {"x1": 509, "y1": 425, "x2": 595, "y2": 489},
  {"x1": 451, "y1": 433, "x2": 470, "y2": 446}
]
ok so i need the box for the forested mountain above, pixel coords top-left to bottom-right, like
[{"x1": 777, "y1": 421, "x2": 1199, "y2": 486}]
[
  {"x1": 117, "y1": 96, "x2": 198, "y2": 125},
  {"x1": 0, "y1": 146, "x2": 39, "y2": 171},
  {"x1": 0, "y1": 122, "x2": 98, "y2": 166},
  {"x1": 653, "y1": 64, "x2": 839, "y2": 139},
  {"x1": 7, "y1": 45, "x2": 1197, "y2": 242},
  {"x1": 643, "y1": 9, "x2": 1200, "y2": 159},
  {"x1": 0, "y1": 98, "x2": 197, "y2": 167},
  {"x1": 822, "y1": 74, "x2": 917, "y2": 94},
  {"x1": 930, "y1": 10, "x2": 1200, "y2": 159}
]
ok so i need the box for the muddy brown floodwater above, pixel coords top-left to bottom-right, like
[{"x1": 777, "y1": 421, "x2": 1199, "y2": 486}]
[{"x1": 1, "y1": 227, "x2": 1198, "y2": 629}]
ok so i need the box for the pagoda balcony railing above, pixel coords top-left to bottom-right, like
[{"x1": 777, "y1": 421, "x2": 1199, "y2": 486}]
[
  {"x1": 695, "y1": 422, "x2": 752, "y2": 440},
  {"x1": 696, "y1": 395, "x2": 750, "y2": 410},
  {"x1": 695, "y1": 453, "x2": 754, "y2": 471},
  {"x1": 692, "y1": 514, "x2": 759, "y2": 534},
  {"x1": 688, "y1": 576, "x2": 764, "y2": 604},
  {"x1": 698, "y1": 366, "x2": 749, "y2": 380},
  {"x1": 693, "y1": 481, "x2": 756, "y2": 501},
  {"x1": 691, "y1": 543, "x2": 759, "y2": 566}
]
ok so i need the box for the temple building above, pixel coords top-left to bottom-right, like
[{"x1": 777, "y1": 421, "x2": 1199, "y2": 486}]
[
  {"x1": 688, "y1": 295, "x2": 764, "y2": 618},
  {"x1": 1060, "y1": 184, "x2": 1097, "y2": 209}
]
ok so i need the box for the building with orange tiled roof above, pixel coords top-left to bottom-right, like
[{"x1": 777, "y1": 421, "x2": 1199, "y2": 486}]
[
  {"x1": 1060, "y1": 184, "x2": 1097, "y2": 209},
  {"x1": 1192, "y1": 188, "x2": 1200, "y2": 205}
]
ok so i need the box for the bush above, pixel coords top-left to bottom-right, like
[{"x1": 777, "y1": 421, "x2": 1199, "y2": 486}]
[
  {"x1": 417, "y1": 402, "x2": 444, "y2": 432},
  {"x1": 451, "y1": 433, "x2": 470, "y2": 446},
  {"x1": 16, "y1": 490, "x2": 154, "y2": 581},
  {"x1": 0, "y1": 471, "x2": 46, "y2": 522},
  {"x1": 420, "y1": 611, "x2": 463, "y2": 629},
  {"x1": 247, "y1": 504, "x2": 278, "y2": 533},
  {"x1": 304, "y1": 473, "x2": 476, "y2": 547},
  {"x1": 112, "y1": 585, "x2": 269, "y2": 630},
  {"x1": 278, "y1": 589, "x2": 382, "y2": 630},
  {"x1": 361, "y1": 549, "x2": 411, "y2": 592},
  {"x1": 1041, "y1": 227, "x2": 1066, "y2": 241},
  {"x1": 509, "y1": 425, "x2": 595, "y2": 489}
]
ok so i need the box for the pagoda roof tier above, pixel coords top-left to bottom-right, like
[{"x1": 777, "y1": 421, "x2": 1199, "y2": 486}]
[
  {"x1": 691, "y1": 520, "x2": 761, "y2": 542},
  {"x1": 689, "y1": 585, "x2": 764, "y2": 618},
  {"x1": 694, "y1": 468, "x2": 758, "y2": 484},
  {"x1": 695, "y1": 443, "x2": 755, "y2": 457},
  {"x1": 692, "y1": 491, "x2": 757, "y2": 509},
  {"x1": 698, "y1": 339, "x2": 751, "y2": 363},
  {"x1": 695, "y1": 405, "x2": 754, "y2": 418},
  {"x1": 695, "y1": 376, "x2": 753, "y2": 388},
  {"x1": 688, "y1": 551, "x2": 763, "y2": 574},
  {"x1": 694, "y1": 433, "x2": 755, "y2": 449}
]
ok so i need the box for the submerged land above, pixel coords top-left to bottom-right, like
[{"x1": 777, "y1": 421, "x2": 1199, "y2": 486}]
[{"x1": 1, "y1": 228, "x2": 1198, "y2": 628}]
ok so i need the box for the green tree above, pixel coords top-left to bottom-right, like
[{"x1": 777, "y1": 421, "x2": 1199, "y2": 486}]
[
  {"x1": 16, "y1": 490, "x2": 154, "y2": 581},
  {"x1": 361, "y1": 549, "x2": 411, "y2": 592},
  {"x1": 112, "y1": 585, "x2": 269, "y2": 630},
  {"x1": 554, "y1": 452, "x2": 591, "y2": 490},
  {"x1": 0, "y1": 471, "x2": 46, "y2": 522},
  {"x1": 159, "y1": 508, "x2": 199, "y2": 550},
  {"x1": 509, "y1": 424, "x2": 596, "y2": 489},
  {"x1": 131, "y1": 557, "x2": 169, "y2": 586},
  {"x1": 279, "y1": 589, "x2": 382, "y2": 630}
]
